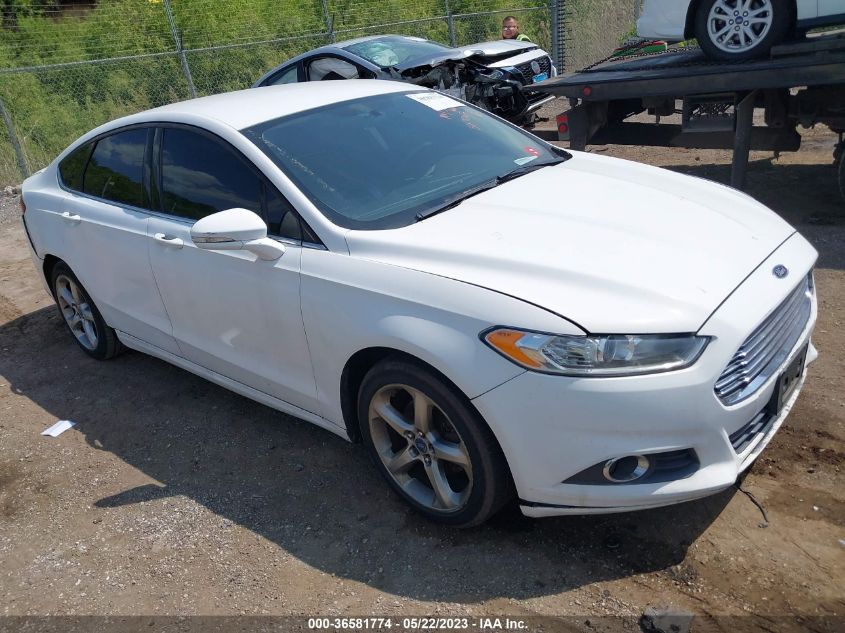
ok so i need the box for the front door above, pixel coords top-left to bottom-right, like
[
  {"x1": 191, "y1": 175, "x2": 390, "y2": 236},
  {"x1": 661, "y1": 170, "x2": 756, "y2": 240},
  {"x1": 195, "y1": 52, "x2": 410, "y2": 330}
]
[{"x1": 146, "y1": 125, "x2": 318, "y2": 413}]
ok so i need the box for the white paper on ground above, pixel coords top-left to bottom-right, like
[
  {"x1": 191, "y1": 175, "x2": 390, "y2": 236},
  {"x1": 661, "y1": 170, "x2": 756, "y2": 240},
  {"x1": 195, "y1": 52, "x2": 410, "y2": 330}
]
[{"x1": 41, "y1": 420, "x2": 76, "y2": 437}]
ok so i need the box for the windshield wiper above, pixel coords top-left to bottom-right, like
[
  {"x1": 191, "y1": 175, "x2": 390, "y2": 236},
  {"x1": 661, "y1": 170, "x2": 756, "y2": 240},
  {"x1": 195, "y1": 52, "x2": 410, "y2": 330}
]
[
  {"x1": 415, "y1": 178, "x2": 500, "y2": 222},
  {"x1": 415, "y1": 156, "x2": 568, "y2": 222},
  {"x1": 495, "y1": 157, "x2": 567, "y2": 185}
]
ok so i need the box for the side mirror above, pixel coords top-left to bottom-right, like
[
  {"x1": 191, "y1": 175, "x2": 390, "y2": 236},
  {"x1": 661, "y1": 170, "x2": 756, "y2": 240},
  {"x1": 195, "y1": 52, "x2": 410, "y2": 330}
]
[{"x1": 191, "y1": 208, "x2": 285, "y2": 261}]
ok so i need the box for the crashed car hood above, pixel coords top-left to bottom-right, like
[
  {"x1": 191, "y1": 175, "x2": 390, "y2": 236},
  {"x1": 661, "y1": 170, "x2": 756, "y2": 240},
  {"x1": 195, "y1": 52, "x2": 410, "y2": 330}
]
[
  {"x1": 394, "y1": 39, "x2": 539, "y2": 72},
  {"x1": 453, "y1": 39, "x2": 539, "y2": 56},
  {"x1": 344, "y1": 152, "x2": 796, "y2": 334}
]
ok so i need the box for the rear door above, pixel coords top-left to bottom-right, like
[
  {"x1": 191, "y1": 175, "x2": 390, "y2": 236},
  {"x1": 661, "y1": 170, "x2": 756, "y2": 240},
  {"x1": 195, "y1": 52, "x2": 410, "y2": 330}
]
[
  {"x1": 146, "y1": 125, "x2": 319, "y2": 413},
  {"x1": 58, "y1": 127, "x2": 179, "y2": 354}
]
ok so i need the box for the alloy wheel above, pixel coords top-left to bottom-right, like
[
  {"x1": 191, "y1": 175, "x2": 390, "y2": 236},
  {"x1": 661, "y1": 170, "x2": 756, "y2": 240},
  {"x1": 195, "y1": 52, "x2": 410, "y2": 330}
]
[
  {"x1": 368, "y1": 384, "x2": 473, "y2": 513},
  {"x1": 707, "y1": 0, "x2": 774, "y2": 54},
  {"x1": 55, "y1": 274, "x2": 99, "y2": 351}
]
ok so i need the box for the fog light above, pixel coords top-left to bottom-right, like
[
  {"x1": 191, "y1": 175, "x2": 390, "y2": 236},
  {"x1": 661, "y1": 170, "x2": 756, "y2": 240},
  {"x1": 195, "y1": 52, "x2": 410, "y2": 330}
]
[{"x1": 602, "y1": 455, "x2": 650, "y2": 483}]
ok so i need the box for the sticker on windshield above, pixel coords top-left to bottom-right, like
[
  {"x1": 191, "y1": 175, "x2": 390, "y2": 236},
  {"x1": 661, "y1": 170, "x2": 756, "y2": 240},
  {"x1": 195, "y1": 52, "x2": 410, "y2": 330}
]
[
  {"x1": 514, "y1": 156, "x2": 538, "y2": 165},
  {"x1": 407, "y1": 92, "x2": 464, "y2": 111}
]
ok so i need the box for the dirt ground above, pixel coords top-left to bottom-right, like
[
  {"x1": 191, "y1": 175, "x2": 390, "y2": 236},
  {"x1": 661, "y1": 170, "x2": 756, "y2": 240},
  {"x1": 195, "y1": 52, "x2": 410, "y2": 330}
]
[{"x1": 0, "y1": 112, "x2": 843, "y2": 632}]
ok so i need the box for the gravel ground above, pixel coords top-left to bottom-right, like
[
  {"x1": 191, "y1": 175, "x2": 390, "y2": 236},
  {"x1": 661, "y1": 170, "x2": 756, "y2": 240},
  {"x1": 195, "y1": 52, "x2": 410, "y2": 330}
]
[{"x1": 0, "y1": 117, "x2": 843, "y2": 631}]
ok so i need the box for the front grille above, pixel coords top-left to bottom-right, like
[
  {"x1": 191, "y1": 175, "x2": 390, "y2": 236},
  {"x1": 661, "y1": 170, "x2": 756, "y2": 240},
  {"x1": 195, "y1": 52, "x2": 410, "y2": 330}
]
[
  {"x1": 715, "y1": 274, "x2": 812, "y2": 406},
  {"x1": 729, "y1": 411, "x2": 774, "y2": 453},
  {"x1": 515, "y1": 56, "x2": 552, "y2": 86}
]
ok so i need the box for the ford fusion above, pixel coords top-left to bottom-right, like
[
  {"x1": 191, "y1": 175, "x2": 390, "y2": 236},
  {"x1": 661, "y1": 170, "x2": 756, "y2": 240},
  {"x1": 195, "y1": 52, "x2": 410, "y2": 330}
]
[{"x1": 21, "y1": 82, "x2": 817, "y2": 527}]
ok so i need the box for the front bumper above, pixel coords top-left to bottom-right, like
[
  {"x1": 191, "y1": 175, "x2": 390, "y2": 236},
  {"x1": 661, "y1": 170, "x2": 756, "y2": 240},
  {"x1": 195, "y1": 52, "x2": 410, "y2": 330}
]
[{"x1": 472, "y1": 233, "x2": 818, "y2": 517}]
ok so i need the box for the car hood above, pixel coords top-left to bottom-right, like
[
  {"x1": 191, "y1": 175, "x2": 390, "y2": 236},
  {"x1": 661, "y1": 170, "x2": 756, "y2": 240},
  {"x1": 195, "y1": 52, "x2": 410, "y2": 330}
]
[
  {"x1": 453, "y1": 39, "x2": 539, "y2": 56},
  {"x1": 344, "y1": 152, "x2": 795, "y2": 334},
  {"x1": 395, "y1": 39, "x2": 539, "y2": 72}
]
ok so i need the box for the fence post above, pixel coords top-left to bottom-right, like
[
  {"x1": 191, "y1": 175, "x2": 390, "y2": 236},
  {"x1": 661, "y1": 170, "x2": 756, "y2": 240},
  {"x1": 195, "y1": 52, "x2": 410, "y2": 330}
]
[
  {"x1": 162, "y1": 0, "x2": 197, "y2": 98},
  {"x1": 550, "y1": 0, "x2": 565, "y2": 73},
  {"x1": 321, "y1": 0, "x2": 335, "y2": 43},
  {"x1": 0, "y1": 95, "x2": 29, "y2": 181},
  {"x1": 445, "y1": 0, "x2": 456, "y2": 47}
]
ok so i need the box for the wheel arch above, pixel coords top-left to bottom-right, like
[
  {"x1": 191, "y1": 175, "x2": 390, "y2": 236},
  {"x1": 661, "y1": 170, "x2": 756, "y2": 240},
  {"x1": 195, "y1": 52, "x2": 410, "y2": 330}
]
[
  {"x1": 684, "y1": 0, "x2": 798, "y2": 39},
  {"x1": 42, "y1": 254, "x2": 60, "y2": 292},
  {"x1": 341, "y1": 346, "x2": 482, "y2": 443},
  {"x1": 339, "y1": 346, "x2": 509, "y2": 462}
]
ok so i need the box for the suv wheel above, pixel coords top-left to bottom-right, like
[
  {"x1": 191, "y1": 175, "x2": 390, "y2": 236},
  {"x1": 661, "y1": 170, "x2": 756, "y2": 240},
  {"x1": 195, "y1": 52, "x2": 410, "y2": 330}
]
[{"x1": 695, "y1": 0, "x2": 790, "y2": 61}]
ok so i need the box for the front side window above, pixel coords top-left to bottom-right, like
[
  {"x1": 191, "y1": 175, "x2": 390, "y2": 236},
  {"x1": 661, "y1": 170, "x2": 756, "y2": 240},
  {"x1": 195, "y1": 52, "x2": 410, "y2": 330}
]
[
  {"x1": 266, "y1": 187, "x2": 301, "y2": 240},
  {"x1": 307, "y1": 57, "x2": 362, "y2": 80},
  {"x1": 244, "y1": 91, "x2": 566, "y2": 230},
  {"x1": 83, "y1": 128, "x2": 148, "y2": 208},
  {"x1": 160, "y1": 127, "x2": 262, "y2": 221}
]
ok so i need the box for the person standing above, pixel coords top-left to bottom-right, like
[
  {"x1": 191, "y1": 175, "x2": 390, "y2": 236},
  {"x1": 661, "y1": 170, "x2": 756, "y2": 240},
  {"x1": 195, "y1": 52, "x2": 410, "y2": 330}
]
[{"x1": 502, "y1": 16, "x2": 531, "y2": 42}]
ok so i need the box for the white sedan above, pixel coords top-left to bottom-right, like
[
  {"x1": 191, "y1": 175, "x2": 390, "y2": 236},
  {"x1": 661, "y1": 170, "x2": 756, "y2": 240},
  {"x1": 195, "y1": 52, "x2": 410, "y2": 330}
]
[
  {"x1": 21, "y1": 81, "x2": 817, "y2": 526},
  {"x1": 638, "y1": 0, "x2": 845, "y2": 60}
]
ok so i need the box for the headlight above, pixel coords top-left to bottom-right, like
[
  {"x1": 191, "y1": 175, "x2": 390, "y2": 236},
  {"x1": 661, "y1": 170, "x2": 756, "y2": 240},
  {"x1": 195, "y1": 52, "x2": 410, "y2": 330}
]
[{"x1": 482, "y1": 328, "x2": 710, "y2": 377}]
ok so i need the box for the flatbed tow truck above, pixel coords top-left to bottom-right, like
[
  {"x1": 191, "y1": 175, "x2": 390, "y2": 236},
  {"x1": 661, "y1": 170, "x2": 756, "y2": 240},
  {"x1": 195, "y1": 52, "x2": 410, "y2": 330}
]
[{"x1": 529, "y1": 31, "x2": 845, "y2": 200}]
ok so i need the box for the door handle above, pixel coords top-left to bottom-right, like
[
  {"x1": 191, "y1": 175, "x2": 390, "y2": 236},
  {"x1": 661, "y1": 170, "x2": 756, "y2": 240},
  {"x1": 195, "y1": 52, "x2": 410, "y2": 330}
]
[
  {"x1": 60, "y1": 212, "x2": 81, "y2": 224},
  {"x1": 154, "y1": 233, "x2": 184, "y2": 249}
]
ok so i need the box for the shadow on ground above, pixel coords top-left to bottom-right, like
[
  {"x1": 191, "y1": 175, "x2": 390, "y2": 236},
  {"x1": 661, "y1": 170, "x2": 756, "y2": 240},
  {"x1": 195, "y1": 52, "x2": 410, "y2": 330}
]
[{"x1": 0, "y1": 305, "x2": 732, "y2": 602}]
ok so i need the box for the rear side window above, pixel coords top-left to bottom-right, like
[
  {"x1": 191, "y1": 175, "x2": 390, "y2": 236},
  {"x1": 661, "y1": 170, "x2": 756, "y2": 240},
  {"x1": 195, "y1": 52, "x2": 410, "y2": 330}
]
[
  {"x1": 160, "y1": 127, "x2": 262, "y2": 221},
  {"x1": 83, "y1": 128, "x2": 148, "y2": 208},
  {"x1": 58, "y1": 142, "x2": 94, "y2": 191}
]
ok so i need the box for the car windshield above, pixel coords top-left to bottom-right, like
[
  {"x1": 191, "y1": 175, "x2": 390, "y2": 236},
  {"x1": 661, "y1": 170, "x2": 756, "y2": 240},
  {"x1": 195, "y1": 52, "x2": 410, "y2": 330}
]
[
  {"x1": 243, "y1": 91, "x2": 567, "y2": 230},
  {"x1": 343, "y1": 36, "x2": 453, "y2": 67}
]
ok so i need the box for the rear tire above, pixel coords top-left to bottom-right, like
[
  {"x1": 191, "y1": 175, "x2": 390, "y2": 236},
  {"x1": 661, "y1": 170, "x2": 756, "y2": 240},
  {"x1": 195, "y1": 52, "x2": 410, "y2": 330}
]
[
  {"x1": 50, "y1": 261, "x2": 122, "y2": 360},
  {"x1": 358, "y1": 357, "x2": 513, "y2": 527},
  {"x1": 694, "y1": 0, "x2": 790, "y2": 61}
]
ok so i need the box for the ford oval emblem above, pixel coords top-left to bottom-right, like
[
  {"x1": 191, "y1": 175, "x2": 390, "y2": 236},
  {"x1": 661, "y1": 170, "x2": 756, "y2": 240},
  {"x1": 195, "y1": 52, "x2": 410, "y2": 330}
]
[
  {"x1": 773, "y1": 265, "x2": 789, "y2": 279},
  {"x1": 531, "y1": 60, "x2": 541, "y2": 74}
]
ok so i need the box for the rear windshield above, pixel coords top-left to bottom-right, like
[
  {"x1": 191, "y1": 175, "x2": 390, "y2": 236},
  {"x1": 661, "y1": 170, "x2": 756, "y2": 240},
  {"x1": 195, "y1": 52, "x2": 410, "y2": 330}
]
[{"x1": 243, "y1": 91, "x2": 564, "y2": 230}]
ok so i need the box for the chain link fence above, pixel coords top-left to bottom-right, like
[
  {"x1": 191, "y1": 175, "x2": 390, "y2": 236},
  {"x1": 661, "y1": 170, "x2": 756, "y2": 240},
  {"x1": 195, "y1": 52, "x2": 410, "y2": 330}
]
[
  {"x1": 0, "y1": 0, "x2": 639, "y2": 186},
  {"x1": 559, "y1": 0, "x2": 642, "y2": 72}
]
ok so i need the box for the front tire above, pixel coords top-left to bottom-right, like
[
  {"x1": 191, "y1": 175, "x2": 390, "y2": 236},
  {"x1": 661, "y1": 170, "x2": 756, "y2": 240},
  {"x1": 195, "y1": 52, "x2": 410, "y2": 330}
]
[
  {"x1": 358, "y1": 357, "x2": 512, "y2": 527},
  {"x1": 50, "y1": 261, "x2": 122, "y2": 360},
  {"x1": 694, "y1": 0, "x2": 790, "y2": 61}
]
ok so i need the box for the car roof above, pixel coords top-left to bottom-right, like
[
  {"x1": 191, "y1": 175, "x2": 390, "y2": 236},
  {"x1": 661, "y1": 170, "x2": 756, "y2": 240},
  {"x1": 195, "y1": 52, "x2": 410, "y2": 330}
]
[
  {"x1": 251, "y1": 34, "x2": 441, "y2": 86},
  {"x1": 104, "y1": 80, "x2": 417, "y2": 132},
  {"x1": 315, "y1": 34, "x2": 434, "y2": 51}
]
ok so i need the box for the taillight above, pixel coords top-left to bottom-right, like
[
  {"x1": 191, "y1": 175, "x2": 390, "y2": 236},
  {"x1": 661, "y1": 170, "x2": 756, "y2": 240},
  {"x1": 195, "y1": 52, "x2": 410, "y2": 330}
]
[{"x1": 556, "y1": 113, "x2": 569, "y2": 134}]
